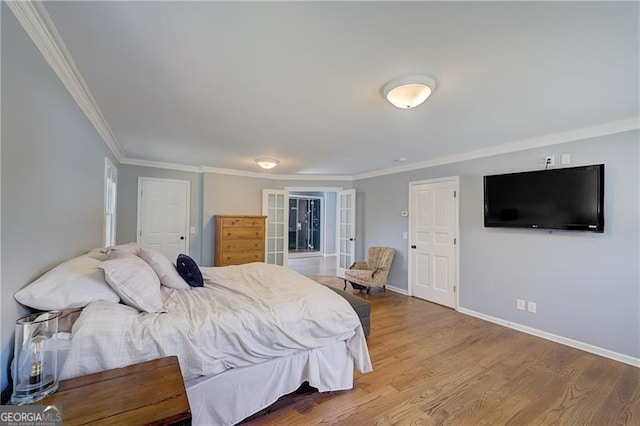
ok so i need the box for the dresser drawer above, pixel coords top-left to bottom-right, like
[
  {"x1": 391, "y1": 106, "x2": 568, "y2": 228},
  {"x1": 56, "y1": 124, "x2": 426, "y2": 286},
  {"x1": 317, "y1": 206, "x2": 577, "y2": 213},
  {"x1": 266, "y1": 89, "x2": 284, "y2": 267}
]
[
  {"x1": 222, "y1": 240, "x2": 264, "y2": 252},
  {"x1": 222, "y1": 227, "x2": 264, "y2": 240},
  {"x1": 220, "y1": 251, "x2": 264, "y2": 266},
  {"x1": 220, "y1": 217, "x2": 266, "y2": 228}
]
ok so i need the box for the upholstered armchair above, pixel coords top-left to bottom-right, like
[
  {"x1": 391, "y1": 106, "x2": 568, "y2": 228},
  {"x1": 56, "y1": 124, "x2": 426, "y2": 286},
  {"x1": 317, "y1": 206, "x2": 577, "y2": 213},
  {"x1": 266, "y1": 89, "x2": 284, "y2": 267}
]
[{"x1": 344, "y1": 247, "x2": 395, "y2": 294}]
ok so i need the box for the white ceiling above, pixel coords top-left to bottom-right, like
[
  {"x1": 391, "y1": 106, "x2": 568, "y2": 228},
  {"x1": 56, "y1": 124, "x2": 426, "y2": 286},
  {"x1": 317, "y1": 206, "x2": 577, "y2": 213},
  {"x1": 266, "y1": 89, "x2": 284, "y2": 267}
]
[{"x1": 43, "y1": 1, "x2": 639, "y2": 176}]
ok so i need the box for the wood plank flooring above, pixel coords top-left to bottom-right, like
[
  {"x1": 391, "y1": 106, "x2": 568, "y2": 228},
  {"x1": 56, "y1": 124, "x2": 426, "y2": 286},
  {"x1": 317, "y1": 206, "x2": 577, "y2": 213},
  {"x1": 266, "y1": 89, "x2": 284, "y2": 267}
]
[{"x1": 245, "y1": 278, "x2": 640, "y2": 425}]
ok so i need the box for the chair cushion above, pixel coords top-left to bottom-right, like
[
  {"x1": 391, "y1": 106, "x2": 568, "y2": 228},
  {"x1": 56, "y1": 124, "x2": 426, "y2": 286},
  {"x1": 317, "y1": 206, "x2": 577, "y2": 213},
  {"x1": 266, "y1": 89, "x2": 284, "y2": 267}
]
[{"x1": 344, "y1": 268, "x2": 375, "y2": 285}]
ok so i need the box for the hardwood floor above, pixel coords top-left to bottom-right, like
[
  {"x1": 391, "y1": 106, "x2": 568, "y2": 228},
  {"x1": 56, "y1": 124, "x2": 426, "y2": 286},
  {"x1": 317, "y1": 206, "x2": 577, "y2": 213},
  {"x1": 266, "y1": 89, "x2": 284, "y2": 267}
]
[
  {"x1": 245, "y1": 279, "x2": 640, "y2": 425},
  {"x1": 288, "y1": 255, "x2": 337, "y2": 276}
]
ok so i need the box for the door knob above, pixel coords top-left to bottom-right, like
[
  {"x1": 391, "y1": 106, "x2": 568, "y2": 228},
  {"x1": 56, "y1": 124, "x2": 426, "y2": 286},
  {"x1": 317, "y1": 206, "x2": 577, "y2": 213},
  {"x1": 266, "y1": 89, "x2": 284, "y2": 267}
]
[
  {"x1": 349, "y1": 238, "x2": 355, "y2": 241},
  {"x1": 411, "y1": 245, "x2": 417, "y2": 249},
  {"x1": 180, "y1": 236, "x2": 185, "y2": 240}
]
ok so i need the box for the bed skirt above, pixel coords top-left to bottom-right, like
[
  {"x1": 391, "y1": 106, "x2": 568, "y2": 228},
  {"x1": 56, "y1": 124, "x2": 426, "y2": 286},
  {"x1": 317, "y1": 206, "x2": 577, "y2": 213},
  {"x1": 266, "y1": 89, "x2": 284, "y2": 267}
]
[{"x1": 185, "y1": 341, "x2": 354, "y2": 425}]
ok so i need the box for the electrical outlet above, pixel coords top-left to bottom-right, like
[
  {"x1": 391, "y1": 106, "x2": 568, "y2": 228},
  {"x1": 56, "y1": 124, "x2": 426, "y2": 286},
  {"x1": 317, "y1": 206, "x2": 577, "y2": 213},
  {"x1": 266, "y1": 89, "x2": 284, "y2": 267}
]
[
  {"x1": 517, "y1": 299, "x2": 525, "y2": 311},
  {"x1": 528, "y1": 301, "x2": 537, "y2": 313},
  {"x1": 545, "y1": 156, "x2": 555, "y2": 167}
]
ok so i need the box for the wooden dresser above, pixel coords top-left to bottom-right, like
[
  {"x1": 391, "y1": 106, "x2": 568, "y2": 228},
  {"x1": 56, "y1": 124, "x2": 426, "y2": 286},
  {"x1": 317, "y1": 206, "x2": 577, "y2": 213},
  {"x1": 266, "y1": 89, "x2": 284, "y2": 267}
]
[{"x1": 214, "y1": 215, "x2": 266, "y2": 266}]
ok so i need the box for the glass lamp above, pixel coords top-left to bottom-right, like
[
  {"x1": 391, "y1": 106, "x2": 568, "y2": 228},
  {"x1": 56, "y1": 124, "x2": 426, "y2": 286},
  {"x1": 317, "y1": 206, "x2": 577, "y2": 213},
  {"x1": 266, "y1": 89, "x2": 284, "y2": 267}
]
[
  {"x1": 11, "y1": 312, "x2": 60, "y2": 405},
  {"x1": 382, "y1": 75, "x2": 436, "y2": 109}
]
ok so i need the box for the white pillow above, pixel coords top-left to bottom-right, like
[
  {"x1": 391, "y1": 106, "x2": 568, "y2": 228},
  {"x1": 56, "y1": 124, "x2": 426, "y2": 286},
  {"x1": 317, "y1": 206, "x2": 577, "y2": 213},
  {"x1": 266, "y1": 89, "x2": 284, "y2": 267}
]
[
  {"x1": 99, "y1": 256, "x2": 164, "y2": 313},
  {"x1": 138, "y1": 248, "x2": 190, "y2": 290},
  {"x1": 14, "y1": 255, "x2": 120, "y2": 310},
  {"x1": 103, "y1": 242, "x2": 142, "y2": 259}
]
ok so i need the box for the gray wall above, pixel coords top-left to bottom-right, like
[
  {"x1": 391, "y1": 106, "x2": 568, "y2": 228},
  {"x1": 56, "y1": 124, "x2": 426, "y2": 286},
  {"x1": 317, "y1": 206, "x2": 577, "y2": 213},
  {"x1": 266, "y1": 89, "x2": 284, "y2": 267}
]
[
  {"x1": 117, "y1": 165, "x2": 203, "y2": 264},
  {"x1": 354, "y1": 131, "x2": 639, "y2": 359},
  {"x1": 1, "y1": 7, "x2": 118, "y2": 392},
  {"x1": 115, "y1": 170, "x2": 350, "y2": 267}
]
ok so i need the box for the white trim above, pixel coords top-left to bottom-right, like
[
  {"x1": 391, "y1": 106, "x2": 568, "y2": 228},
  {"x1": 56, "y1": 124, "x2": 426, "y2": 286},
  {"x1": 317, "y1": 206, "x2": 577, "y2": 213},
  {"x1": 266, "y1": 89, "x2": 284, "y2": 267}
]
[
  {"x1": 120, "y1": 119, "x2": 636, "y2": 180},
  {"x1": 353, "y1": 118, "x2": 640, "y2": 180},
  {"x1": 121, "y1": 158, "x2": 203, "y2": 173},
  {"x1": 386, "y1": 285, "x2": 408, "y2": 296},
  {"x1": 103, "y1": 157, "x2": 118, "y2": 246},
  {"x1": 286, "y1": 187, "x2": 343, "y2": 258},
  {"x1": 458, "y1": 307, "x2": 640, "y2": 368},
  {"x1": 136, "y1": 177, "x2": 191, "y2": 255},
  {"x1": 202, "y1": 166, "x2": 352, "y2": 181},
  {"x1": 6, "y1": 1, "x2": 125, "y2": 161},
  {"x1": 286, "y1": 187, "x2": 344, "y2": 193},
  {"x1": 407, "y1": 176, "x2": 460, "y2": 309}
]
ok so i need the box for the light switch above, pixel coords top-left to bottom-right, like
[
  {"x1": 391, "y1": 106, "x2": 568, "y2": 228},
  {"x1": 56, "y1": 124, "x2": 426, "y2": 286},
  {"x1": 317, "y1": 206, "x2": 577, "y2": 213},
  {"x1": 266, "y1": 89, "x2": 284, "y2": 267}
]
[
  {"x1": 190, "y1": 226, "x2": 196, "y2": 234},
  {"x1": 402, "y1": 232, "x2": 408, "y2": 240},
  {"x1": 561, "y1": 153, "x2": 571, "y2": 165}
]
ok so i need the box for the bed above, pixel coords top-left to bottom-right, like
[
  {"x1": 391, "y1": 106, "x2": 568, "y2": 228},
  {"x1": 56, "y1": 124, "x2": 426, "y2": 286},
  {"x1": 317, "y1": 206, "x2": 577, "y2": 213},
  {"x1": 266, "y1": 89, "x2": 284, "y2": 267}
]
[{"x1": 21, "y1": 251, "x2": 373, "y2": 425}]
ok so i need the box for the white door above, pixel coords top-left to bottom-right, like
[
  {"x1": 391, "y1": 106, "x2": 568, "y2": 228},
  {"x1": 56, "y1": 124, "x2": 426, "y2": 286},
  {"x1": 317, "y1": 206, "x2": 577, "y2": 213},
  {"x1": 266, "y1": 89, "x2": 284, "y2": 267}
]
[
  {"x1": 336, "y1": 189, "x2": 356, "y2": 278},
  {"x1": 137, "y1": 177, "x2": 190, "y2": 262},
  {"x1": 409, "y1": 178, "x2": 458, "y2": 308},
  {"x1": 262, "y1": 189, "x2": 288, "y2": 266}
]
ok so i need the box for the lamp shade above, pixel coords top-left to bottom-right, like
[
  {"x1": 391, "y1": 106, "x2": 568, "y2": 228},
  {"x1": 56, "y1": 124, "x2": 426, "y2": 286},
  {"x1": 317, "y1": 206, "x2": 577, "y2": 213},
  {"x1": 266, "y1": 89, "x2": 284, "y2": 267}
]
[
  {"x1": 382, "y1": 75, "x2": 436, "y2": 109},
  {"x1": 255, "y1": 158, "x2": 279, "y2": 169}
]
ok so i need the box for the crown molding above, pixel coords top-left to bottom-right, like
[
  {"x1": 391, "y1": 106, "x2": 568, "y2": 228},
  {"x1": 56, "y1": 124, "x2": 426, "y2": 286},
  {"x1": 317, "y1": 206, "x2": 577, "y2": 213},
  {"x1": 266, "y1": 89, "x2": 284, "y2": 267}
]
[
  {"x1": 353, "y1": 117, "x2": 640, "y2": 180},
  {"x1": 200, "y1": 166, "x2": 352, "y2": 181},
  {"x1": 120, "y1": 118, "x2": 638, "y2": 181},
  {"x1": 119, "y1": 158, "x2": 204, "y2": 173},
  {"x1": 6, "y1": 0, "x2": 125, "y2": 160},
  {"x1": 119, "y1": 158, "x2": 353, "y2": 181}
]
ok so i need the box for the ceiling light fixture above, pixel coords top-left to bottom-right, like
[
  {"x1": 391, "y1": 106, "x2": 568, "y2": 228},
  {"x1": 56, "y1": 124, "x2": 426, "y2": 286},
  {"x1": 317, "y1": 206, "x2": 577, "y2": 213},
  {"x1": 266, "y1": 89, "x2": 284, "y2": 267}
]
[
  {"x1": 382, "y1": 75, "x2": 437, "y2": 109},
  {"x1": 255, "y1": 158, "x2": 279, "y2": 170}
]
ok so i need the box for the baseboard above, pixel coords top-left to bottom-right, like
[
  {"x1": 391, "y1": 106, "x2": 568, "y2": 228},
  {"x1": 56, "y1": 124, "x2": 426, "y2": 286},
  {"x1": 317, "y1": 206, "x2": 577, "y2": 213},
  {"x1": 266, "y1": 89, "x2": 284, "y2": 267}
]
[
  {"x1": 457, "y1": 307, "x2": 640, "y2": 368},
  {"x1": 386, "y1": 285, "x2": 408, "y2": 296}
]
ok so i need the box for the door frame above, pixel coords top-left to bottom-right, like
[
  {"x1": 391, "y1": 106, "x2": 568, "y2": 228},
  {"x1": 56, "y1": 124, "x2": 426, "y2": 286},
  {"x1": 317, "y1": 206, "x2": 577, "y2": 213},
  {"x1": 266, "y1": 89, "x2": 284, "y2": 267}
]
[
  {"x1": 136, "y1": 176, "x2": 191, "y2": 254},
  {"x1": 407, "y1": 176, "x2": 460, "y2": 309},
  {"x1": 288, "y1": 194, "x2": 324, "y2": 255},
  {"x1": 284, "y1": 186, "x2": 343, "y2": 257}
]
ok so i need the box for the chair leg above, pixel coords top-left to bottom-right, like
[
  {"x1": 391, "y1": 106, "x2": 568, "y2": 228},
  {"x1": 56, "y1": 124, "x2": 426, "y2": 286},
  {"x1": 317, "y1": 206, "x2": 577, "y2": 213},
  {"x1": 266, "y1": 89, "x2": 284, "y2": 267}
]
[
  {"x1": 383, "y1": 285, "x2": 386, "y2": 292},
  {"x1": 343, "y1": 280, "x2": 347, "y2": 290},
  {"x1": 366, "y1": 287, "x2": 370, "y2": 295}
]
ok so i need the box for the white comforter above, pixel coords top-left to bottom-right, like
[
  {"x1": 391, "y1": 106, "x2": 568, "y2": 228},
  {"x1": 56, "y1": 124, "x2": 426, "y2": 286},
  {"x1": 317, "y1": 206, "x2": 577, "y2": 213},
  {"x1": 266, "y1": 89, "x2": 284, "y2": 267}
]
[{"x1": 61, "y1": 263, "x2": 372, "y2": 380}]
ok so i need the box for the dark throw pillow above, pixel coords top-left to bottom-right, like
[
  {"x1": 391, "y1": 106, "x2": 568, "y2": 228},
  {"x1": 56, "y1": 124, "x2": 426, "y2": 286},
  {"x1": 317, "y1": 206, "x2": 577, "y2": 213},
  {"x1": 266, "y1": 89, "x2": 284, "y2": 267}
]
[{"x1": 176, "y1": 254, "x2": 204, "y2": 287}]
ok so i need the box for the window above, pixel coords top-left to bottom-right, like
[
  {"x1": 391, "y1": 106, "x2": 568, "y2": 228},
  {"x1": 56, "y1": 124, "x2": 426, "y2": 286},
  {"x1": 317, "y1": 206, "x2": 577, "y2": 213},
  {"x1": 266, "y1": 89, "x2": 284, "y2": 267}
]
[{"x1": 104, "y1": 158, "x2": 117, "y2": 247}]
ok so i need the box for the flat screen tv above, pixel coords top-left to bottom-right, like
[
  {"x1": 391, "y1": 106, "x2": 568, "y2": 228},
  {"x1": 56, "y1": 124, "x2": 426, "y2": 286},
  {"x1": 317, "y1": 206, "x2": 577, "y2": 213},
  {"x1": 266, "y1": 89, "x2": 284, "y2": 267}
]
[{"x1": 484, "y1": 164, "x2": 604, "y2": 232}]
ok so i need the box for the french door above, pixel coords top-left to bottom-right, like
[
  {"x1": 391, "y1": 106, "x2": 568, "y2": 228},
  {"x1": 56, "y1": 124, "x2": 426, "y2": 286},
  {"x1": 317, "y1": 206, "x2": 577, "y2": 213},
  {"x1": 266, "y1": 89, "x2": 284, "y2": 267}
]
[
  {"x1": 262, "y1": 189, "x2": 288, "y2": 266},
  {"x1": 336, "y1": 189, "x2": 356, "y2": 278}
]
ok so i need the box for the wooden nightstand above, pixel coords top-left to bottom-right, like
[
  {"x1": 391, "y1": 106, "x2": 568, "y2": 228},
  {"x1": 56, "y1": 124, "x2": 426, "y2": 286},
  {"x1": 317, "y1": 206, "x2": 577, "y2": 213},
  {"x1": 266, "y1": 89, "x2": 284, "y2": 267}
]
[{"x1": 35, "y1": 356, "x2": 191, "y2": 425}]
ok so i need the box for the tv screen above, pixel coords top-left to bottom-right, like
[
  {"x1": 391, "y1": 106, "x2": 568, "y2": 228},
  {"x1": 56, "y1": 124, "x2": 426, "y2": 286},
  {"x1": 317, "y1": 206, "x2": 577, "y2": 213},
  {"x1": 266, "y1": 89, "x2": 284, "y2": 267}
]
[{"x1": 484, "y1": 164, "x2": 604, "y2": 232}]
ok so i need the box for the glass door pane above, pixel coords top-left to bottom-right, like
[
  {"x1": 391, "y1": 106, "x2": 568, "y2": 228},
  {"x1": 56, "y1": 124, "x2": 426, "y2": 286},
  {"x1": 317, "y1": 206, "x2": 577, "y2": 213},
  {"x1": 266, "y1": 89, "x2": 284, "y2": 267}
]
[
  {"x1": 262, "y1": 189, "x2": 288, "y2": 266},
  {"x1": 336, "y1": 189, "x2": 356, "y2": 278}
]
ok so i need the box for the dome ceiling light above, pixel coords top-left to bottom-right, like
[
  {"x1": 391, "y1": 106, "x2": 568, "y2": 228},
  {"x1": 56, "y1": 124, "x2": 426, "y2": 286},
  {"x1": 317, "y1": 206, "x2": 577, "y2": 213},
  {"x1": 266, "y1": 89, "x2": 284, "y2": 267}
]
[
  {"x1": 382, "y1": 75, "x2": 437, "y2": 109},
  {"x1": 255, "y1": 158, "x2": 279, "y2": 170}
]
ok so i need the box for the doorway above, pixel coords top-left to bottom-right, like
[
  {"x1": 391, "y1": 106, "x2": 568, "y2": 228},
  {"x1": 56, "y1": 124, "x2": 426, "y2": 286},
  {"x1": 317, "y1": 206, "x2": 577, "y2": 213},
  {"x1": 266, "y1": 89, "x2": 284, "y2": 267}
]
[
  {"x1": 263, "y1": 188, "x2": 353, "y2": 279},
  {"x1": 288, "y1": 196, "x2": 322, "y2": 255},
  {"x1": 137, "y1": 177, "x2": 190, "y2": 262},
  {"x1": 408, "y1": 177, "x2": 459, "y2": 308}
]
